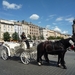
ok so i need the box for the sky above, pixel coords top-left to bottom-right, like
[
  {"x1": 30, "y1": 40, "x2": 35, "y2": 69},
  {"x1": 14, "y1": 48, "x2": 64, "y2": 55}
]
[{"x1": 0, "y1": 0, "x2": 75, "y2": 35}]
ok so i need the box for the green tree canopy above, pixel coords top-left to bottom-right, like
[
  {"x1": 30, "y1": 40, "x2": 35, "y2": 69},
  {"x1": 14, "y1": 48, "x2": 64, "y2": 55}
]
[
  {"x1": 28, "y1": 34, "x2": 32, "y2": 40},
  {"x1": 12, "y1": 32, "x2": 19, "y2": 41},
  {"x1": 40, "y1": 35, "x2": 44, "y2": 40},
  {"x1": 33, "y1": 35, "x2": 36, "y2": 40},
  {"x1": 3, "y1": 32, "x2": 10, "y2": 41},
  {"x1": 47, "y1": 36, "x2": 64, "y2": 40}
]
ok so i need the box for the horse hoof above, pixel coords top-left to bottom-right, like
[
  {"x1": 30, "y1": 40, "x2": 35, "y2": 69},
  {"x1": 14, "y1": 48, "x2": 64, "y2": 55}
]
[
  {"x1": 63, "y1": 66, "x2": 67, "y2": 69},
  {"x1": 38, "y1": 62, "x2": 41, "y2": 66},
  {"x1": 61, "y1": 65, "x2": 67, "y2": 69},
  {"x1": 58, "y1": 64, "x2": 61, "y2": 66},
  {"x1": 57, "y1": 64, "x2": 61, "y2": 67}
]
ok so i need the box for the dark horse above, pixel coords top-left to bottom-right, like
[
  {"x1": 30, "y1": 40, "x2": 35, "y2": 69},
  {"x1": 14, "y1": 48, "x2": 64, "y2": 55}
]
[{"x1": 37, "y1": 38, "x2": 75, "y2": 69}]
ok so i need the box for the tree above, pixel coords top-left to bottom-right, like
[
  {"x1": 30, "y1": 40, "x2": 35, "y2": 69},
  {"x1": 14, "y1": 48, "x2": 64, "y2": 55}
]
[
  {"x1": 40, "y1": 35, "x2": 44, "y2": 40},
  {"x1": 38, "y1": 36, "x2": 40, "y2": 40},
  {"x1": 47, "y1": 36, "x2": 55, "y2": 40},
  {"x1": 33, "y1": 35, "x2": 36, "y2": 40},
  {"x1": 28, "y1": 34, "x2": 32, "y2": 40},
  {"x1": 47, "y1": 36, "x2": 64, "y2": 40},
  {"x1": 12, "y1": 32, "x2": 19, "y2": 41},
  {"x1": 3, "y1": 32, "x2": 10, "y2": 41}
]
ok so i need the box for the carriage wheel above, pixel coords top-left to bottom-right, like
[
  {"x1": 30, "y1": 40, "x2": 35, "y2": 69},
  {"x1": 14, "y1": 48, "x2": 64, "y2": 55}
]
[
  {"x1": 31, "y1": 51, "x2": 37, "y2": 60},
  {"x1": 20, "y1": 52, "x2": 30, "y2": 64},
  {"x1": 1, "y1": 48, "x2": 8, "y2": 60}
]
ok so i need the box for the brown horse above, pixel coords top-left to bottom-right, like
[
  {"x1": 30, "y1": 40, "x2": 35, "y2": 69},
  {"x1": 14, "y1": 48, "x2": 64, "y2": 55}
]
[{"x1": 37, "y1": 38, "x2": 75, "y2": 69}]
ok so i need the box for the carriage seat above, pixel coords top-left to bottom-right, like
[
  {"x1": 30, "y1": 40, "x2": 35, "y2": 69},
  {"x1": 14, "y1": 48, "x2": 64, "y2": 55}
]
[{"x1": 21, "y1": 42, "x2": 33, "y2": 50}]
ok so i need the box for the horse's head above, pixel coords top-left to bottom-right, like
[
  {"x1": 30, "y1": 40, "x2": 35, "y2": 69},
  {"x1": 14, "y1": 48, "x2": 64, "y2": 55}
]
[
  {"x1": 59, "y1": 38, "x2": 75, "y2": 52},
  {"x1": 68, "y1": 38, "x2": 75, "y2": 52}
]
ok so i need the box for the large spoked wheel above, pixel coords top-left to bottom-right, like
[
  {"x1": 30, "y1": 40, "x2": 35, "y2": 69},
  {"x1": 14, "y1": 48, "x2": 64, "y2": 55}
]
[
  {"x1": 1, "y1": 47, "x2": 8, "y2": 60},
  {"x1": 20, "y1": 52, "x2": 30, "y2": 64}
]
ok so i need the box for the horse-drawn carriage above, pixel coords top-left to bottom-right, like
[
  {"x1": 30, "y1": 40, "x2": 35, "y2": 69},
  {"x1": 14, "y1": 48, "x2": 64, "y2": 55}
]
[
  {"x1": 1, "y1": 38, "x2": 75, "y2": 69},
  {"x1": 1, "y1": 41, "x2": 37, "y2": 64}
]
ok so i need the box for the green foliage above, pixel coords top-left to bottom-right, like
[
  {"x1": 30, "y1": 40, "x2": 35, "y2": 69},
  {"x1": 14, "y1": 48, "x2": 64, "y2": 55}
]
[
  {"x1": 33, "y1": 35, "x2": 36, "y2": 40},
  {"x1": 40, "y1": 35, "x2": 44, "y2": 40},
  {"x1": 38, "y1": 36, "x2": 40, "y2": 40},
  {"x1": 57, "y1": 36, "x2": 63, "y2": 39},
  {"x1": 28, "y1": 34, "x2": 32, "y2": 40},
  {"x1": 3, "y1": 32, "x2": 10, "y2": 41},
  {"x1": 12, "y1": 32, "x2": 19, "y2": 41},
  {"x1": 47, "y1": 36, "x2": 64, "y2": 40}
]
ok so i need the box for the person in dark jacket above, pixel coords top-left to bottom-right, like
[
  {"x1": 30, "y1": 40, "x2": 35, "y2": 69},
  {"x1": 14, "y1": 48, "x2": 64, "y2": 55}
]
[{"x1": 21, "y1": 32, "x2": 30, "y2": 49}]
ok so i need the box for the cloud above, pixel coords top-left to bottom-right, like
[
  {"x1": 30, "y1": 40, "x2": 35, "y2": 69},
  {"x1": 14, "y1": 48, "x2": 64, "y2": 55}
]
[
  {"x1": 53, "y1": 26, "x2": 61, "y2": 32},
  {"x1": 45, "y1": 25, "x2": 50, "y2": 29},
  {"x1": 2, "y1": 0, "x2": 22, "y2": 9},
  {"x1": 0, "y1": 11, "x2": 14, "y2": 16},
  {"x1": 65, "y1": 17, "x2": 74, "y2": 23},
  {"x1": 56, "y1": 17, "x2": 63, "y2": 21},
  {"x1": 53, "y1": 26, "x2": 68, "y2": 34},
  {"x1": 46, "y1": 14, "x2": 56, "y2": 21},
  {"x1": 29, "y1": 14, "x2": 39, "y2": 20},
  {"x1": 62, "y1": 31, "x2": 68, "y2": 34},
  {"x1": 38, "y1": 21, "x2": 41, "y2": 23},
  {"x1": 49, "y1": 14, "x2": 56, "y2": 18},
  {"x1": 46, "y1": 18, "x2": 49, "y2": 21},
  {"x1": 52, "y1": 23, "x2": 56, "y2": 25},
  {"x1": 9, "y1": 20, "x2": 17, "y2": 22}
]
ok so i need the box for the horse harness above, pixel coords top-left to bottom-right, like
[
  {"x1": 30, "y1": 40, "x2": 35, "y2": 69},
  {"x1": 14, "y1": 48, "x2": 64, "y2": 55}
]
[{"x1": 43, "y1": 41, "x2": 64, "y2": 52}]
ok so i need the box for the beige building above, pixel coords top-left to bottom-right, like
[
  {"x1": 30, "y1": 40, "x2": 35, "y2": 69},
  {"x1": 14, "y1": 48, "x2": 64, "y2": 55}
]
[
  {"x1": 0, "y1": 19, "x2": 70, "y2": 41},
  {"x1": 39, "y1": 28, "x2": 56, "y2": 40},
  {"x1": 48, "y1": 30, "x2": 56, "y2": 37},
  {"x1": 39, "y1": 27, "x2": 70, "y2": 40},
  {"x1": 0, "y1": 19, "x2": 14, "y2": 40},
  {"x1": 21, "y1": 21, "x2": 30, "y2": 38},
  {"x1": 28, "y1": 23, "x2": 40, "y2": 39},
  {"x1": 14, "y1": 21, "x2": 22, "y2": 38},
  {"x1": 54, "y1": 31, "x2": 61, "y2": 37}
]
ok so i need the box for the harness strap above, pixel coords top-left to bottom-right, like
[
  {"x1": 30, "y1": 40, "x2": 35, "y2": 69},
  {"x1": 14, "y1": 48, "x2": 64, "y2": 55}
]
[{"x1": 69, "y1": 40, "x2": 75, "y2": 50}]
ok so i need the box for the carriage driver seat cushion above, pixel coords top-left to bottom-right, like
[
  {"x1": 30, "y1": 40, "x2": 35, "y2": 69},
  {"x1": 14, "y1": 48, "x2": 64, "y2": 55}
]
[{"x1": 21, "y1": 42, "x2": 27, "y2": 49}]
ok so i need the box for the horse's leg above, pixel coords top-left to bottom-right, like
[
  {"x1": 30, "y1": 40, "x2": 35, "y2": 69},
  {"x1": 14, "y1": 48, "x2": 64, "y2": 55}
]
[
  {"x1": 57, "y1": 54, "x2": 61, "y2": 67},
  {"x1": 62, "y1": 52, "x2": 67, "y2": 69},
  {"x1": 37, "y1": 51, "x2": 43, "y2": 66},
  {"x1": 63, "y1": 51, "x2": 67, "y2": 64},
  {"x1": 38, "y1": 54, "x2": 43, "y2": 66},
  {"x1": 44, "y1": 53, "x2": 49, "y2": 64},
  {"x1": 60, "y1": 53, "x2": 67, "y2": 69}
]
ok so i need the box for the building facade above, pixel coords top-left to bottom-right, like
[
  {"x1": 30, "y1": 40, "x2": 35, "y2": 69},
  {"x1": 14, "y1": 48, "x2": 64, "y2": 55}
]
[
  {"x1": 28, "y1": 23, "x2": 40, "y2": 39},
  {"x1": 21, "y1": 21, "x2": 30, "y2": 38},
  {"x1": 0, "y1": 19, "x2": 71, "y2": 41},
  {"x1": 14, "y1": 21, "x2": 22, "y2": 39},
  {"x1": 0, "y1": 19, "x2": 14, "y2": 40}
]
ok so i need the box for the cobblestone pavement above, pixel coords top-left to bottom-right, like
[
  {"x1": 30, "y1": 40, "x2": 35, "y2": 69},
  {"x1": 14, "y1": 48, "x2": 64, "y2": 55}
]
[{"x1": 0, "y1": 46, "x2": 75, "y2": 75}]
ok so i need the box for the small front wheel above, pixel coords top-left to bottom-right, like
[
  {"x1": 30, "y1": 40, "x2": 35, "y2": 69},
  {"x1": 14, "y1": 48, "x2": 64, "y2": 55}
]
[
  {"x1": 20, "y1": 52, "x2": 30, "y2": 64},
  {"x1": 31, "y1": 51, "x2": 37, "y2": 60},
  {"x1": 1, "y1": 48, "x2": 8, "y2": 60}
]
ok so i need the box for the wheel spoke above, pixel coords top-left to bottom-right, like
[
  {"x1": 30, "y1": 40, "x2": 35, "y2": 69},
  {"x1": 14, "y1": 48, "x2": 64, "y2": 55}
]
[
  {"x1": 1, "y1": 49, "x2": 8, "y2": 60},
  {"x1": 20, "y1": 52, "x2": 30, "y2": 64}
]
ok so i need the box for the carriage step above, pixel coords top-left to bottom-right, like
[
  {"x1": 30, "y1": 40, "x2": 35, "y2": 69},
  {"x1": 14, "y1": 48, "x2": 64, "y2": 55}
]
[{"x1": 25, "y1": 48, "x2": 36, "y2": 52}]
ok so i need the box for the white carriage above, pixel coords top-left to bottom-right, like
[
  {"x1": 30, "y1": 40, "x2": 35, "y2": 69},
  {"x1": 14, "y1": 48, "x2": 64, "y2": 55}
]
[{"x1": 1, "y1": 41, "x2": 37, "y2": 64}]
